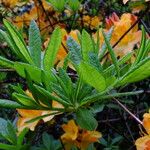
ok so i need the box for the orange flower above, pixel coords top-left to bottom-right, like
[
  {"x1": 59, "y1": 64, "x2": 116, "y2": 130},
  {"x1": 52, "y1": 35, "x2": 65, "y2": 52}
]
[
  {"x1": 12, "y1": 0, "x2": 56, "y2": 32},
  {"x1": 81, "y1": 15, "x2": 101, "y2": 30},
  {"x1": 1, "y1": 0, "x2": 19, "y2": 8},
  {"x1": 95, "y1": 13, "x2": 141, "y2": 57},
  {"x1": 17, "y1": 90, "x2": 63, "y2": 133},
  {"x1": 135, "y1": 110, "x2": 150, "y2": 150},
  {"x1": 61, "y1": 120, "x2": 102, "y2": 150},
  {"x1": 143, "y1": 111, "x2": 150, "y2": 135},
  {"x1": 135, "y1": 135, "x2": 150, "y2": 150}
]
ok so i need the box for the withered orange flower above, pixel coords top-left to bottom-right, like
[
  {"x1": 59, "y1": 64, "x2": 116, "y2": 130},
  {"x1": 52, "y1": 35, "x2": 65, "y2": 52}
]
[
  {"x1": 17, "y1": 90, "x2": 63, "y2": 133},
  {"x1": 135, "y1": 110, "x2": 150, "y2": 150},
  {"x1": 61, "y1": 120, "x2": 102, "y2": 150}
]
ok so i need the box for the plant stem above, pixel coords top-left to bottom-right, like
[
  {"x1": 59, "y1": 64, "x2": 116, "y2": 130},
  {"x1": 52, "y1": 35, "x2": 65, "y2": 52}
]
[{"x1": 81, "y1": 90, "x2": 144, "y2": 106}]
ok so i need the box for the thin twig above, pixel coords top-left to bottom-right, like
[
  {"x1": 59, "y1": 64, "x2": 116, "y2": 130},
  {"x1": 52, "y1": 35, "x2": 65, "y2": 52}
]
[{"x1": 114, "y1": 98, "x2": 143, "y2": 125}]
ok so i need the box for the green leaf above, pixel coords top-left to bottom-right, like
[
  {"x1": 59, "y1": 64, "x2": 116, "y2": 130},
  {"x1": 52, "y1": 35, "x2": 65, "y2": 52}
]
[
  {"x1": 82, "y1": 30, "x2": 94, "y2": 62},
  {"x1": 0, "y1": 118, "x2": 8, "y2": 139},
  {"x1": 68, "y1": 0, "x2": 80, "y2": 12},
  {"x1": 102, "y1": 30, "x2": 120, "y2": 77},
  {"x1": 29, "y1": 20, "x2": 42, "y2": 67},
  {"x1": 17, "y1": 128, "x2": 29, "y2": 146},
  {"x1": 99, "y1": 28, "x2": 113, "y2": 61},
  {"x1": 78, "y1": 61, "x2": 106, "y2": 92},
  {"x1": 6, "y1": 121, "x2": 17, "y2": 145},
  {"x1": 48, "y1": 0, "x2": 66, "y2": 12},
  {"x1": 0, "y1": 99, "x2": 24, "y2": 109},
  {"x1": 134, "y1": 26, "x2": 146, "y2": 64},
  {"x1": 0, "y1": 30, "x2": 23, "y2": 59},
  {"x1": 14, "y1": 62, "x2": 42, "y2": 83},
  {"x1": 33, "y1": 84, "x2": 69, "y2": 106},
  {"x1": 76, "y1": 109, "x2": 98, "y2": 130},
  {"x1": 0, "y1": 56, "x2": 14, "y2": 68},
  {"x1": 3, "y1": 19, "x2": 33, "y2": 64},
  {"x1": 58, "y1": 68, "x2": 73, "y2": 97},
  {"x1": 44, "y1": 27, "x2": 62, "y2": 71},
  {"x1": 12, "y1": 93, "x2": 38, "y2": 108},
  {"x1": 120, "y1": 57, "x2": 150, "y2": 85},
  {"x1": 67, "y1": 36, "x2": 82, "y2": 64},
  {"x1": 41, "y1": 70, "x2": 54, "y2": 91},
  {"x1": 0, "y1": 143, "x2": 16, "y2": 150}
]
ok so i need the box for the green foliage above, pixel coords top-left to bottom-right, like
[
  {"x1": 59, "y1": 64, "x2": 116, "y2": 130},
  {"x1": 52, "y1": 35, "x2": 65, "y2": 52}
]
[
  {"x1": 0, "y1": 118, "x2": 29, "y2": 150},
  {"x1": 29, "y1": 20, "x2": 42, "y2": 68},
  {"x1": 76, "y1": 108, "x2": 98, "y2": 130},
  {"x1": 43, "y1": 28, "x2": 62, "y2": 71},
  {"x1": 47, "y1": 0, "x2": 67, "y2": 12},
  {"x1": 68, "y1": 0, "x2": 80, "y2": 12},
  {"x1": 31, "y1": 133, "x2": 62, "y2": 150},
  {"x1": 0, "y1": 20, "x2": 150, "y2": 134}
]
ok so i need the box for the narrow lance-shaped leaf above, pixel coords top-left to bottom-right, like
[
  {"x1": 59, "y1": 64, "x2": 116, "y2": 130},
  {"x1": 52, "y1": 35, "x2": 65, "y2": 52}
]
[
  {"x1": 119, "y1": 57, "x2": 150, "y2": 85},
  {"x1": 0, "y1": 56, "x2": 14, "y2": 68},
  {"x1": 0, "y1": 99, "x2": 25, "y2": 109},
  {"x1": 67, "y1": 36, "x2": 82, "y2": 65},
  {"x1": 3, "y1": 19, "x2": 33, "y2": 64},
  {"x1": 102, "y1": 30, "x2": 120, "y2": 77},
  {"x1": 44, "y1": 28, "x2": 62, "y2": 71},
  {"x1": 82, "y1": 30, "x2": 93, "y2": 62},
  {"x1": 99, "y1": 27, "x2": 113, "y2": 61},
  {"x1": 12, "y1": 93, "x2": 38, "y2": 108},
  {"x1": 29, "y1": 20, "x2": 42, "y2": 67},
  {"x1": 78, "y1": 61, "x2": 106, "y2": 92},
  {"x1": 134, "y1": 26, "x2": 146, "y2": 65},
  {"x1": 0, "y1": 30, "x2": 22, "y2": 58}
]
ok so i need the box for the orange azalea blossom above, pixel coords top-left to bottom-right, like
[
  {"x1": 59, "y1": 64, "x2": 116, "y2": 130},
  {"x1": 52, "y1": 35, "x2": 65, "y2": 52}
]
[
  {"x1": 0, "y1": 0, "x2": 19, "y2": 8},
  {"x1": 95, "y1": 13, "x2": 141, "y2": 57},
  {"x1": 61, "y1": 120, "x2": 102, "y2": 150},
  {"x1": 135, "y1": 110, "x2": 150, "y2": 150},
  {"x1": 143, "y1": 111, "x2": 150, "y2": 135},
  {"x1": 79, "y1": 15, "x2": 101, "y2": 30},
  {"x1": 135, "y1": 135, "x2": 150, "y2": 150},
  {"x1": 12, "y1": 0, "x2": 59, "y2": 34},
  {"x1": 17, "y1": 90, "x2": 63, "y2": 133}
]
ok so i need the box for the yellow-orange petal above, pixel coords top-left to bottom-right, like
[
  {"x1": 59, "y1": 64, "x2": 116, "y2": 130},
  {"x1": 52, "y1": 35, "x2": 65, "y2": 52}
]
[
  {"x1": 17, "y1": 109, "x2": 42, "y2": 118},
  {"x1": 17, "y1": 117, "x2": 39, "y2": 132},
  {"x1": 135, "y1": 135, "x2": 150, "y2": 150},
  {"x1": 143, "y1": 112, "x2": 150, "y2": 135},
  {"x1": 78, "y1": 130, "x2": 102, "y2": 150},
  {"x1": 61, "y1": 120, "x2": 78, "y2": 141}
]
